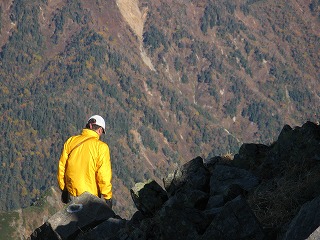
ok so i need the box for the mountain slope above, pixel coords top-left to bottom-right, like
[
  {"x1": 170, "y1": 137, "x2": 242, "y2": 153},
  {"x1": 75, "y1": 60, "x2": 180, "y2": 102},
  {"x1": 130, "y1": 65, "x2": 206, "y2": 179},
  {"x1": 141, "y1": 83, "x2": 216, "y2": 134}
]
[
  {"x1": 0, "y1": 0, "x2": 319, "y2": 219},
  {"x1": 0, "y1": 187, "x2": 63, "y2": 240}
]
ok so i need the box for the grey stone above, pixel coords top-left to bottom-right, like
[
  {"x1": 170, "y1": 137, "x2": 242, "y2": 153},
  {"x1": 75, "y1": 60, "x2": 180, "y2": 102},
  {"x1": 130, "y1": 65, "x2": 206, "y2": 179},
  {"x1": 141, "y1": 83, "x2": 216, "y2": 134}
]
[{"x1": 49, "y1": 192, "x2": 115, "y2": 240}]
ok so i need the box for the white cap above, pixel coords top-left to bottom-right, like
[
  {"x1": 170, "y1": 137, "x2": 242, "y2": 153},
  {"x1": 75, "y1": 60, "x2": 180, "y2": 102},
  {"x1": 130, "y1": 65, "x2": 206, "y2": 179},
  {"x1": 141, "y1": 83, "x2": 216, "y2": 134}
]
[{"x1": 88, "y1": 115, "x2": 106, "y2": 133}]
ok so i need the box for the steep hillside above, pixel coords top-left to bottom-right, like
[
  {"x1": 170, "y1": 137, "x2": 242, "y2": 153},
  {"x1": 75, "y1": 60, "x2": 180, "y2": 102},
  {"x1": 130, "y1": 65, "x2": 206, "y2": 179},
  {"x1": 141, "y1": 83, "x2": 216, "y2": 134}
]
[
  {"x1": 0, "y1": 187, "x2": 64, "y2": 240},
  {"x1": 0, "y1": 0, "x2": 319, "y2": 220}
]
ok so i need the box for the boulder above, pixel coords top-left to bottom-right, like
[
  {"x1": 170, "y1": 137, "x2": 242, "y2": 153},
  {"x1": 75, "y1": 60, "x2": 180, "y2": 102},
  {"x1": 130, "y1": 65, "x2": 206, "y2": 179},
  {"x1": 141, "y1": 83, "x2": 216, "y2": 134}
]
[
  {"x1": 283, "y1": 195, "x2": 320, "y2": 240},
  {"x1": 173, "y1": 188, "x2": 209, "y2": 210},
  {"x1": 233, "y1": 143, "x2": 270, "y2": 170},
  {"x1": 29, "y1": 192, "x2": 115, "y2": 240},
  {"x1": 28, "y1": 222, "x2": 60, "y2": 240},
  {"x1": 257, "y1": 122, "x2": 320, "y2": 179},
  {"x1": 209, "y1": 164, "x2": 259, "y2": 195},
  {"x1": 200, "y1": 196, "x2": 265, "y2": 240},
  {"x1": 153, "y1": 202, "x2": 211, "y2": 240},
  {"x1": 163, "y1": 156, "x2": 210, "y2": 196},
  {"x1": 205, "y1": 194, "x2": 224, "y2": 209},
  {"x1": 76, "y1": 217, "x2": 127, "y2": 240},
  {"x1": 130, "y1": 179, "x2": 168, "y2": 216}
]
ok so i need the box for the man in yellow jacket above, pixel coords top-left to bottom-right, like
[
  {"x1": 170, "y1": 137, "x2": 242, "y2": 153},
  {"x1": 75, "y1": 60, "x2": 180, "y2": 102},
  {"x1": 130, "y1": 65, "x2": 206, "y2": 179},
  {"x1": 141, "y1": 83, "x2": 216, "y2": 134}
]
[{"x1": 57, "y1": 115, "x2": 112, "y2": 208}]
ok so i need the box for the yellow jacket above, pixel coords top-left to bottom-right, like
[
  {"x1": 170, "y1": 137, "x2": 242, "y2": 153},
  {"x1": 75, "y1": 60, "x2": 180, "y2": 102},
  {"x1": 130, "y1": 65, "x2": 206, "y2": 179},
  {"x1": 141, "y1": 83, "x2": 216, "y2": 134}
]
[{"x1": 57, "y1": 129, "x2": 112, "y2": 200}]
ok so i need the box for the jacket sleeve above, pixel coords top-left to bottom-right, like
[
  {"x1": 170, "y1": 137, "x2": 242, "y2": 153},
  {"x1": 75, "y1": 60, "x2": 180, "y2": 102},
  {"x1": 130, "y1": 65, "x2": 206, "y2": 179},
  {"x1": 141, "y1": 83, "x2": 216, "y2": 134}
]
[
  {"x1": 96, "y1": 143, "x2": 112, "y2": 200},
  {"x1": 57, "y1": 139, "x2": 70, "y2": 190}
]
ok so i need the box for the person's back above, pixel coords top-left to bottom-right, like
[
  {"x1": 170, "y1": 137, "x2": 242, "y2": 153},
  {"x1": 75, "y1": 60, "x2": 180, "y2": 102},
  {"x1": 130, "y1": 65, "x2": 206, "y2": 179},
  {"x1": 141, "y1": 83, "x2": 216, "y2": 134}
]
[{"x1": 57, "y1": 115, "x2": 113, "y2": 208}]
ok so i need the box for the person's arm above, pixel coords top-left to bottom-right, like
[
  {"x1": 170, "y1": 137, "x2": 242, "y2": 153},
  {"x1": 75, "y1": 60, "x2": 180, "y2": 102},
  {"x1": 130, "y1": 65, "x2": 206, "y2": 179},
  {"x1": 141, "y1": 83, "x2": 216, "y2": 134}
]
[
  {"x1": 96, "y1": 144, "x2": 113, "y2": 201},
  {"x1": 57, "y1": 139, "x2": 70, "y2": 190}
]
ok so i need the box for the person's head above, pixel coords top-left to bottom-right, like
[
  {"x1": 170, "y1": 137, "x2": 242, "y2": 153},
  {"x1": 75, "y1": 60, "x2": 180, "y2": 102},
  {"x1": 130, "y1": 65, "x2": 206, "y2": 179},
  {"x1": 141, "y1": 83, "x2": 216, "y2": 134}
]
[{"x1": 86, "y1": 115, "x2": 106, "y2": 136}]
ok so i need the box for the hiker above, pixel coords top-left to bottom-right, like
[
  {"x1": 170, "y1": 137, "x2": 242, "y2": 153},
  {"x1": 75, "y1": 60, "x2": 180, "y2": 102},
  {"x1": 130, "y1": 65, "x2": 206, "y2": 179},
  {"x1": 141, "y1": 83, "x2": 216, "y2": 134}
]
[{"x1": 57, "y1": 115, "x2": 113, "y2": 209}]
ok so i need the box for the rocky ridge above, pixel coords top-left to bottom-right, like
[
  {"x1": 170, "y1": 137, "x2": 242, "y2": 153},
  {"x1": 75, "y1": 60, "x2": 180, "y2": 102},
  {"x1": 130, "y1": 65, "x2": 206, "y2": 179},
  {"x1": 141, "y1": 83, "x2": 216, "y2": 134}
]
[{"x1": 29, "y1": 121, "x2": 320, "y2": 240}]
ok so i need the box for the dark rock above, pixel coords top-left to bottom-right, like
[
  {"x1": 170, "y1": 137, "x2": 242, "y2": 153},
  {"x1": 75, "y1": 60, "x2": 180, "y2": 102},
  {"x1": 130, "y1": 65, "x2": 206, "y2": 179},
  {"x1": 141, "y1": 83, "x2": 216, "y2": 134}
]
[
  {"x1": 209, "y1": 164, "x2": 259, "y2": 195},
  {"x1": 200, "y1": 196, "x2": 265, "y2": 240},
  {"x1": 163, "y1": 156, "x2": 210, "y2": 196},
  {"x1": 153, "y1": 203, "x2": 211, "y2": 239},
  {"x1": 127, "y1": 210, "x2": 146, "y2": 229},
  {"x1": 28, "y1": 222, "x2": 60, "y2": 240},
  {"x1": 257, "y1": 121, "x2": 320, "y2": 179},
  {"x1": 174, "y1": 188, "x2": 209, "y2": 210},
  {"x1": 76, "y1": 217, "x2": 127, "y2": 240},
  {"x1": 283, "y1": 195, "x2": 320, "y2": 240},
  {"x1": 223, "y1": 183, "x2": 248, "y2": 202},
  {"x1": 204, "y1": 156, "x2": 231, "y2": 173},
  {"x1": 202, "y1": 207, "x2": 223, "y2": 220},
  {"x1": 206, "y1": 194, "x2": 224, "y2": 209},
  {"x1": 130, "y1": 179, "x2": 168, "y2": 216},
  {"x1": 233, "y1": 143, "x2": 270, "y2": 170}
]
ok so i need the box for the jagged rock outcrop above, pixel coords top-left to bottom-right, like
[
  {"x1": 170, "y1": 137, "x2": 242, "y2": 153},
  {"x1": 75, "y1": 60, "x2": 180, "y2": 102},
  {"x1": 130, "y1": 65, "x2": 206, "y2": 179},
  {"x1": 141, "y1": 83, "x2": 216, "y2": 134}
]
[{"x1": 29, "y1": 122, "x2": 320, "y2": 240}]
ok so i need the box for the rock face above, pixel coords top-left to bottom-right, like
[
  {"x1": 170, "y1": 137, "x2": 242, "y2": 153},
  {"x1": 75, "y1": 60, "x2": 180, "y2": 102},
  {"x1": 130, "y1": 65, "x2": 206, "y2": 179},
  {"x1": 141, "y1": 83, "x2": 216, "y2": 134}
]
[{"x1": 29, "y1": 122, "x2": 320, "y2": 240}]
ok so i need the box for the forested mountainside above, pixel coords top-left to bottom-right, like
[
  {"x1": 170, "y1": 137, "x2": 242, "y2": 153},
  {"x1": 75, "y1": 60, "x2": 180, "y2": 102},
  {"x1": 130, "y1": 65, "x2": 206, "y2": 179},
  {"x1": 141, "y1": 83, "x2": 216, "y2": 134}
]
[{"x1": 0, "y1": 0, "x2": 319, "y2": 217}]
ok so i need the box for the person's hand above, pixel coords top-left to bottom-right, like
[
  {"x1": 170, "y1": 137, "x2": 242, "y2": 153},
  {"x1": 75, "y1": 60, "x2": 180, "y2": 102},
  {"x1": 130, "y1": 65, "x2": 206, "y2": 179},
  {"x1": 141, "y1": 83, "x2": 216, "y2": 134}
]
[
  {"x1": 61, "y1": 188, "x2": 69, "y2": 204},
  {"x1": 105, "y1": 198, "x2": 112, "y2": 209}
]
